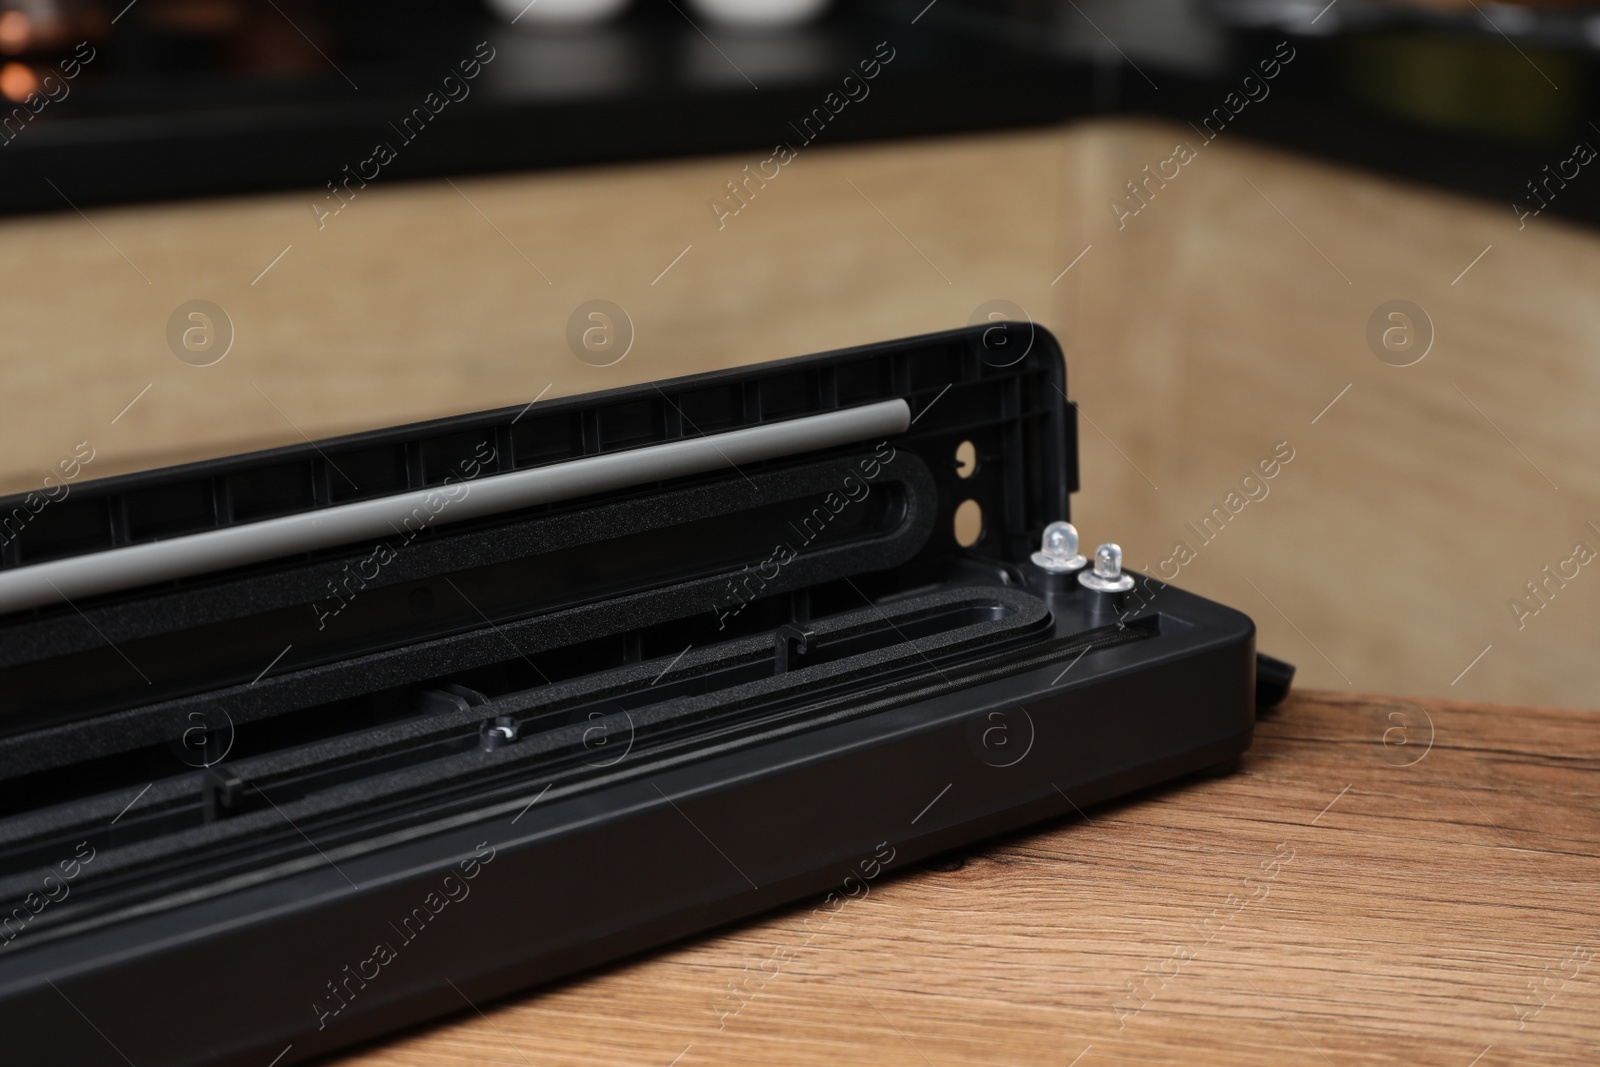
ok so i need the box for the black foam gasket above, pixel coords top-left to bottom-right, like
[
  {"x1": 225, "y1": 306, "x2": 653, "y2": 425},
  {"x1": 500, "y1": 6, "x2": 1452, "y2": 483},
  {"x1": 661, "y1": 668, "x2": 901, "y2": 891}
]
[
  {"x1": 0, "y1": 586, "x2": 1068, "y2": 935},
  {"x1": 0, "y1": 451, "x2": 914, "y2": 665},
  {"x1": 0, "y1": 452, "x2": 936, "y2": 778}
]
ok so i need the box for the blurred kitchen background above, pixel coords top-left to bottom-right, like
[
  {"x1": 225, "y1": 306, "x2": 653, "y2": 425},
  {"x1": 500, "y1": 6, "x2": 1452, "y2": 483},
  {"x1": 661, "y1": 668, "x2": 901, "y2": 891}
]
[{"x1": 0, "y1": 0, "x2": 1596, "y2": 708}]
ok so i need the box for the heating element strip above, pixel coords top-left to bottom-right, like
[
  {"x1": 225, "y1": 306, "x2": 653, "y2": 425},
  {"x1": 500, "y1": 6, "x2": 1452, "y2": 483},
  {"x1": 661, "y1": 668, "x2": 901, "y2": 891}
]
[{"x1": 0, "y1": 399, "x2": 911, "y2": 616}]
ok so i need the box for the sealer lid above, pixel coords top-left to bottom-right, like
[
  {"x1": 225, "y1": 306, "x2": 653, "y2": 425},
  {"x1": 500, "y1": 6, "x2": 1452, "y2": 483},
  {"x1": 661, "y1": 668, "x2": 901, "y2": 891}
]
[{"x1": 0, "y1": 324, "x2": 1074, "y2": 751}]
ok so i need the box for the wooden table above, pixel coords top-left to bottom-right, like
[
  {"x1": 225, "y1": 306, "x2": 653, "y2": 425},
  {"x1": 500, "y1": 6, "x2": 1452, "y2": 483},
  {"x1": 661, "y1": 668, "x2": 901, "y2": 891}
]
[{"x1": 336, "y1": 690, "x2": 1600, "y2": 1067}]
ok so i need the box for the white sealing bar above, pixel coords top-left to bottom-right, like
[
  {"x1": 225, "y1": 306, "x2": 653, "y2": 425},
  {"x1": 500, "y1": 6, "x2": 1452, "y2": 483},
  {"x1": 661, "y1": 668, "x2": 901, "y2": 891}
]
[{"x1": 0, "y1": 398, "x2": 911, "y2": 616}]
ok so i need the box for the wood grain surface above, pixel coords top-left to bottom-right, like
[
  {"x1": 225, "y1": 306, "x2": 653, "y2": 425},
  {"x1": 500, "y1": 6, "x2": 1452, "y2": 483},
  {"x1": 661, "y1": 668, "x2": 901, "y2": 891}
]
[{"x1": 333, "y1": 689, "x2": 1600, "y2": 1067}]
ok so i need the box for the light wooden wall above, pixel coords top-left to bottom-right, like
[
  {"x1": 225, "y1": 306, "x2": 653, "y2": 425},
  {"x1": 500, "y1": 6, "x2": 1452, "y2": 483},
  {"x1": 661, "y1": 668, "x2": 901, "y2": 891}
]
[
  {"x1": 2, "y1": 118, "x2": 1595, "y2": 708},
  {"x1": 1067, "y1": 119, "x2": 1600, "y2": 713}
]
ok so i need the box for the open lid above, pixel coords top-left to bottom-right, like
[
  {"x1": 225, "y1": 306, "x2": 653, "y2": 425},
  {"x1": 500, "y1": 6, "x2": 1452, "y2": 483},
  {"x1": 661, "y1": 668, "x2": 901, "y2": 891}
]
[{"x1": 0, "y1": 324, "x2": 1074, "y2": 772}]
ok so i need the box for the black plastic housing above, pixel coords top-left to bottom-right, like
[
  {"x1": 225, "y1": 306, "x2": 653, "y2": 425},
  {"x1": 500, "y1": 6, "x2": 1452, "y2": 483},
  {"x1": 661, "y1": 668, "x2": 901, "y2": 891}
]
[{"x1": 0, "y1": 325, "x2": 1254, "y2": 1066}]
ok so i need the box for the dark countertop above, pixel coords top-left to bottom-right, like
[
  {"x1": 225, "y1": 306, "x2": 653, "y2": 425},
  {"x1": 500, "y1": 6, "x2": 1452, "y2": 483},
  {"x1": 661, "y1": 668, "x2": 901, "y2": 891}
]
[{"x1": 0, "y1": 0, "x2": 1596, "y2": 227}]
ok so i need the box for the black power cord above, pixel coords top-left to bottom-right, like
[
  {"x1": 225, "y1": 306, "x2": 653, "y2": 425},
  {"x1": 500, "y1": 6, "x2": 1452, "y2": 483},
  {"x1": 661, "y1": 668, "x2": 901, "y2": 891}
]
[{"x1": 1255, "y1": 652, "x2": 1296, "y2": 713}]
